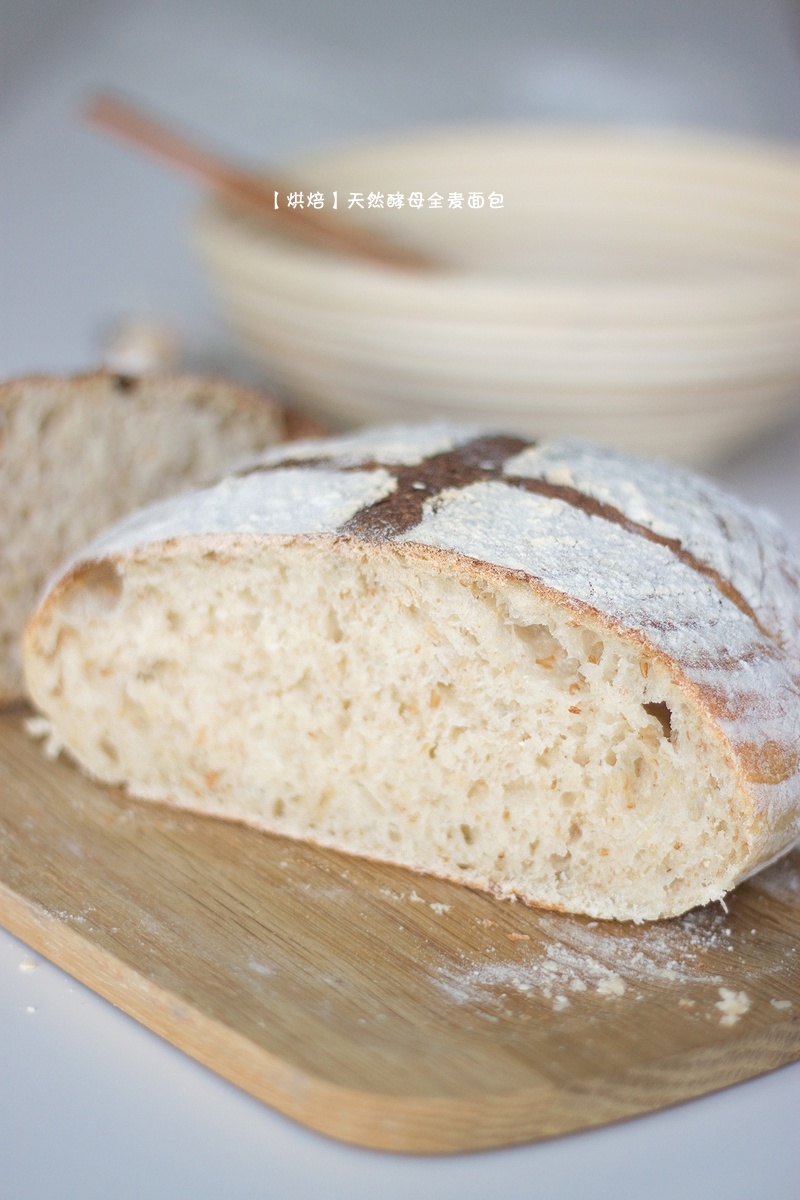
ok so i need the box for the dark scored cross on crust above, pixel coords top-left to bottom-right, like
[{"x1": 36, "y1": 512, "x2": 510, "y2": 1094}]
[
  {"x1": 236, "y1": 435, "x2": 766, "y2": 638},
  {"x1": 341, "y1": 436, "x2": 528, "y2": 538}
]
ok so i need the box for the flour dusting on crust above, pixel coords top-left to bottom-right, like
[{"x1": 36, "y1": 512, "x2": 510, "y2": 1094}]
[
  {"x1": 65, "y1": 468, "x2": 397, "y2": 565},
  {"x1": 242, "y1": 421, "x2": 485, "y2": 469},
  {"x1": 506, "y1": 438, "x2": 800, "y2": 658}
]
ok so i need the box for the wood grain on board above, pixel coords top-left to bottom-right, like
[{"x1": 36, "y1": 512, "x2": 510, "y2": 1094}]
[{"x1": 0, "y1": 710, "x2": 797, "y2": 1153}]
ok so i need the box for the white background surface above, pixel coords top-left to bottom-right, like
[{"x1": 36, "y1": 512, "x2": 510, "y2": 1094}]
[{"x1": 1, "y1": 2, "x2": 799, "y2": 1196}]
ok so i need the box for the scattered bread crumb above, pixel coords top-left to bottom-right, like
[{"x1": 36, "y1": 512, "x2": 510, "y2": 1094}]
[
  {"x1": 507, "y1": 932, "x2": 530, "y2": 942},
  {"x1": 24, "y1": 716, "x2": 64, "y2": 760},
  {"x1": 678, "y1": 997, "x2": 696, "y2": 1008},
  {"x1": 716, "y1": 987, "x2": 750, "y2": 1025},
  {"x1": 18, "y1": 957, "x2": 38, "y2": 972},
  {"x1": 552, "y1": 995, "x2": 570, "y2": 1012},
  {"x1": 429, "y1": 902, "x2": 451, "y2": 915},
  {"x1": 409, "y1": 890, "x2": 426, "y2": 904},
  {"x1": 771, "y1": 999, "x2": 792, "y2": 1010}
]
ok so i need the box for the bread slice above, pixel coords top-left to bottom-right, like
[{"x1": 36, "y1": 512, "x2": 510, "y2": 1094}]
[
  {"x1": 0, "y1": 370, "x2": 286, "y2": 704},
  {"x1": 22, "y1": 425, "x2": 800, "y2": 920}
]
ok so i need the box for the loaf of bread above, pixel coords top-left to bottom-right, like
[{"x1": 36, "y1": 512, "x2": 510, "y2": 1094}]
[
  {"x1": 22, "y1": 424, "x2": 800, "y2": 920},
  {"x1": 0, "y1": 370, "x2": 287, "y2": 703}
]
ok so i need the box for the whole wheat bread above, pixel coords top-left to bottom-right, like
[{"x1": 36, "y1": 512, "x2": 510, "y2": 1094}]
[
  {"x1": 0, "y1": 370, "x2": 285, "y2": 702},
  {"x1": 22, "y1": 424, "x2": 800, "y2": 920}
]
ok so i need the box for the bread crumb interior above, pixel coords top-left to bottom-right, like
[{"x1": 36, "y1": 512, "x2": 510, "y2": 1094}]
[{"x1": 25, "y1": 540, "x2": 745, "y2": 920}]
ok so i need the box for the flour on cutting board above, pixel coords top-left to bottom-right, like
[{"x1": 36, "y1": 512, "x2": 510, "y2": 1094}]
[
  {"x1": 430, "y1": 889, "x2": 795, "y2": 1017},
  {"x1": 434, "y1": 908, "x2": 727, "y2": 1005},
  {"x1": 272, "y1": 850, "x2": 799, "y2": 1020}
]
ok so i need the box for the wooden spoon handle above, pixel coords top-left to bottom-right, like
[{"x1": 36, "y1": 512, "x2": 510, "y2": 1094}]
[{"x1": 85, "y1": 93, "x2": 432, "y2": 270}]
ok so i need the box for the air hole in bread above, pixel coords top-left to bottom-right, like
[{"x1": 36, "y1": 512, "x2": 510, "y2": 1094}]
[
  {"x1": 60, "y1": 562, "x2": 122, "y2": 622},
  {"x1": 99, "y1": 736, "x2": 119, "y2": 763},
  {"x1": 326, "y1": 609, "x2": 343, "y2": 643},
  {"x1": 643, "y1": 701, "x2": 672, "y2": 739},
  {"x1": 550, "y1": 852, "x2": 572, "y2": 877},
  {"x1": 136, "y1": 659, "x2": 178, "y2": 685},
  {"x1": 586, "y1": 639, "x2": 604, "y2": 665}
]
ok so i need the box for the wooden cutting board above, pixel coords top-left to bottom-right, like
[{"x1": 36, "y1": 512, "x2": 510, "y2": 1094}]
[{"x1": 0, "y1": 709, "x2": 798, "y2": 1153}]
